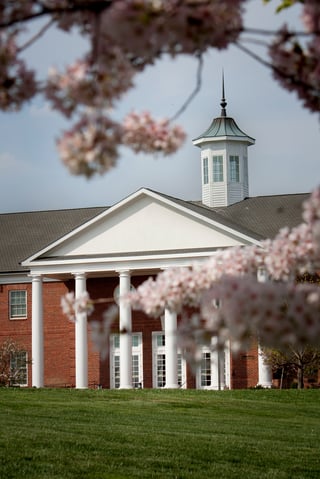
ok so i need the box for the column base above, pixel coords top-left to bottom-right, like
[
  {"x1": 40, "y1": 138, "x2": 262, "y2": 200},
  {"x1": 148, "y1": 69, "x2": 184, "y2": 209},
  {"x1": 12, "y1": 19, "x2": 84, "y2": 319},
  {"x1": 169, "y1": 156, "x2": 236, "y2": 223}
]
[{"x1": 256, "y1": 382, "x2": 272, "y2": 388}]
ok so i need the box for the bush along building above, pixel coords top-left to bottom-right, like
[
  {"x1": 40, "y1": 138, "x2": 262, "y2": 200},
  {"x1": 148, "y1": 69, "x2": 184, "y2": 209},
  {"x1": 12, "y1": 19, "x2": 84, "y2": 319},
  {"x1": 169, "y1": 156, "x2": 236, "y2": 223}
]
[{"x1": 0, "y1": 89, "x2": 310, "y2": 390}]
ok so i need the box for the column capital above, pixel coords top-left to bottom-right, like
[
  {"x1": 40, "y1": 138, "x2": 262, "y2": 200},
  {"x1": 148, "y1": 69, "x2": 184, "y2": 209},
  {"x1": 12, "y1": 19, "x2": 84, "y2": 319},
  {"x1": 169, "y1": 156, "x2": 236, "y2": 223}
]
[
  {"x1": 29, "y1": 274, "x2": 43, "y2": 280},
  {"x1": 116, "y1": 269, "x2": 131, "y2": 277},
  {"x1": 73, "y1": 271, "x2": 87, "y2": 279}
]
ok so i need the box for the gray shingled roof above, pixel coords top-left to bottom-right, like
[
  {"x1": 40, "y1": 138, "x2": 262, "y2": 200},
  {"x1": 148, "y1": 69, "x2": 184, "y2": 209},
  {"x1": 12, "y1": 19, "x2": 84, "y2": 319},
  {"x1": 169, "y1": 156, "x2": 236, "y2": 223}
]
[
  {"x1": 209, "y1": 193, "x2": 309, "y2": 239},
  {"x1": 0, "y1": 207, "x2": 106, "y2": 273},
  {"x1": 0, "y1": 191, "x2": 309, "y2": 275}
]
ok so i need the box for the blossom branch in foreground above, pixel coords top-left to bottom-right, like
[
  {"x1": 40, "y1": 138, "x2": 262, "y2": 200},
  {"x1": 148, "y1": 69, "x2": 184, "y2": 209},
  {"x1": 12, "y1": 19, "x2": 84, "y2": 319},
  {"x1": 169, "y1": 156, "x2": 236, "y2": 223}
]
[
  {"x1": 122, "y1": 111, "x2": 186, "y2": 155},
  {"x1": 128, "y1": 187, "x2": 320, "y2": 359},
  {"x1": 57, "y1": 113, "x2": 122, "y2": 177},
  {"x1": 0, "y1": 32, "x2": 36, "y2": 111},
  {"x1": 57, "y1": 110, "x2": 186, "y2": 177},
  {"x1": 61, "y1": 291, "x2": 119, "y2": 358},
  {"x1": 0, "y1": 1, "x2": 319, "y2": 173}
]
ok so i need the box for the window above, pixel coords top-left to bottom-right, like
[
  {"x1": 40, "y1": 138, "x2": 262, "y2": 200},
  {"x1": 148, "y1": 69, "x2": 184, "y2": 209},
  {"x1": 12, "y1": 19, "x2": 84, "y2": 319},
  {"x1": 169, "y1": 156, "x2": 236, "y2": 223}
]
[
  {"x1": 9, "y1": 290, "x2": 27, "y2": 319},
  {"x1": 203, "y1": 157, "x2": 209, "y2": 184},
  {"x1": 230, "y1": 155, "x2": 240, "y2": 182},
  {"x1": 152, "y1": 333, "x2": 186, "y2": 388},
  {"x1": 201, "y1": 352, "x2": 212, "y2": 387},
  {"x1": 196, "y1": 343, "x2": 230, "y2": 390},
  {"x1": 213, "y1": 156, "x2": 223, "y2": 182},
  {"x1": 10, "y1": 351, "x2": 28, "y2": 386},
  {"x1": 110, "y1": 333, "x2": 143, "y2": 389}
]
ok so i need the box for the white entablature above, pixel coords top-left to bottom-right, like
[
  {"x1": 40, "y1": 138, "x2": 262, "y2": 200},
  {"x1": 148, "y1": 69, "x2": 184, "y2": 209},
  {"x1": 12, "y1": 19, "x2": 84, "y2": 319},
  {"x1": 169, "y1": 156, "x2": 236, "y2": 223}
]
[{"x1": 21, "y1": 188, "x2": 260, "y2": 278}]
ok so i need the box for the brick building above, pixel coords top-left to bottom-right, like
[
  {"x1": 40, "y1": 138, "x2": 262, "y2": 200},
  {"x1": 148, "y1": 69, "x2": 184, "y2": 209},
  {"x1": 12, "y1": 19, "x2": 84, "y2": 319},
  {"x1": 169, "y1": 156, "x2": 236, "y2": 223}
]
[{"x1": 0, "y1": 92, "x2": 309, "y2": 389}]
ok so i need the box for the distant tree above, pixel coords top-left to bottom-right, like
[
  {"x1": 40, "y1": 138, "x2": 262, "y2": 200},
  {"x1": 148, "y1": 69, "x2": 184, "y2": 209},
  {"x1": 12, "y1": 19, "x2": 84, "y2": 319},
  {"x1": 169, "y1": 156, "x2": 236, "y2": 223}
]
[
  {"x1": 262, "y1": 346, "x2": 320, "y2": 389},
  {"x1": 0, "y1": 339, "x2": 28, "y2": 387}
]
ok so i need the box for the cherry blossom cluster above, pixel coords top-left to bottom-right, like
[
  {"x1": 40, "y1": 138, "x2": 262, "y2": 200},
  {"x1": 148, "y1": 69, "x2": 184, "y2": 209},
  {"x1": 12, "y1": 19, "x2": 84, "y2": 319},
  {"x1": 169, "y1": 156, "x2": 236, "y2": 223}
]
[
  {"x1": 101, "y1": 0, "x2": 243, "y2": 66},
  {"x1": 122, "y1": 111, "x2": 186, "y2": 155},
  {"x1": 0, "y1": 32, "x2": 36, "y2": 110},
  {"x1": 60, "y1": 291, "x2": 94, "y2": 321},
  {"x1": 269, "y1": 0, "x2": 320, "y2": 113},
  {"x1": 90, "y1": 305, "x2": 119, "y2": 359},
  {"x1": 46, "y1": 47, "x2": 135, "y2": 117},
  {"x1": 57, "y1": 110, "x2": 186, "y2": 176},
  {"x1": 61, "y1": 290, "x2": 119, "y2": 357},
  {"x1": 57, "y1": 113, "x2": 122, "y2": 176},
  {"x1": 0, "y1": 1, "x2": 319, "y2": 174}
]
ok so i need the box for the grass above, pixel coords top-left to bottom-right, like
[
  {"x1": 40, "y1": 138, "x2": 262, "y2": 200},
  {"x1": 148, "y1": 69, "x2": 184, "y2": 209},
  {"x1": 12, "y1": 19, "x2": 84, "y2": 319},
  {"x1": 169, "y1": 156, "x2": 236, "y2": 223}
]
[{"x1": 0, "y1": 389, "x2": 319, "y2": 478}]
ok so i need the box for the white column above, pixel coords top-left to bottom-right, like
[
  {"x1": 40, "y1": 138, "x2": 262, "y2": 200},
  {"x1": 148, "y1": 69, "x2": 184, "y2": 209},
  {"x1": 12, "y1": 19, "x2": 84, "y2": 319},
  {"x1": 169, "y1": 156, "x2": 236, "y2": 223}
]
[
  {"x1": 31, "y1": 275, "x2": 44, "y2": 387},
  {"x1": 258, "y1": 345, "x2": 273, "y2": 388},
  {"x1": 210, "y1": 337, "x2": 224, "y2": 390},
  {"x1": 75, "y1": 273, "x2": 88, "y2": 389},
  {"x1": 257, "y1": 267, "x2": 272, "y2": 388},
  {"x1": 219, "y1": 348, "x2": 226, "y2": 390},
  {"x1": 164, "y1": 309, "x2": 178, "y2": 389},
  {"x1": 119, "y1": 270, "x2": 132, "y2": 389}
]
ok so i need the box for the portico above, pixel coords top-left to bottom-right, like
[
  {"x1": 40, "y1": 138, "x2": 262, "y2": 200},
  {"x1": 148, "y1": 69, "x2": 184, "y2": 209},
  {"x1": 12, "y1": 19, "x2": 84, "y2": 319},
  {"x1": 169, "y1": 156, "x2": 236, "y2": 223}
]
[{"x1": 22, "y1": 188, "x2": 270, "y2": 390}]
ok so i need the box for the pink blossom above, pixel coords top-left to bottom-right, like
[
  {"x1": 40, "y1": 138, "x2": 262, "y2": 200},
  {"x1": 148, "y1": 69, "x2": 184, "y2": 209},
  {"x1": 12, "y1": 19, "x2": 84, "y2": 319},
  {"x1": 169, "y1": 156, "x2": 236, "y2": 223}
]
[
  {"x1": 46, "y1": 47, "x2": 135, "y2": 117},
  {"x1": 57, "y1": 112, "x2": 122, "y2": 177},
  {"x1": 61, "y1": 291, "x2": 94, "y2": 322},
  {"x1": 122, "y1": 111, "x2": 186, "y2": 155},
  {"x1": 0, "y1": 32, "x2": 36, "y2": 111},
  {"x1": 90, "y1": 305, "x2": 119, "y2": 359}
]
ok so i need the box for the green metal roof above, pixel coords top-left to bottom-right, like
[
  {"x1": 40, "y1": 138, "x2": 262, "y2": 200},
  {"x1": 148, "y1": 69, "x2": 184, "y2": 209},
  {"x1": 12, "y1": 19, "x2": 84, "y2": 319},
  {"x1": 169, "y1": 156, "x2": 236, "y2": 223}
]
[
  {"x1": 193, "y1": 82, "x2": 255, "y2": 144},
  {"x1": 193, "y1": 115, "x2": 255, "y2": 143}
]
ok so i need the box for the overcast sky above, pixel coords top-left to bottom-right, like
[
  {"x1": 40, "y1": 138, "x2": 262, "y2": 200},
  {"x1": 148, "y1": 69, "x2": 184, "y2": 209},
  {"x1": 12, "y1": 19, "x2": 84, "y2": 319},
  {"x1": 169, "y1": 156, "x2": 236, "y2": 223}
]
[{"x1": 0, "y1": 0, "x2": 319, "y2": 214}]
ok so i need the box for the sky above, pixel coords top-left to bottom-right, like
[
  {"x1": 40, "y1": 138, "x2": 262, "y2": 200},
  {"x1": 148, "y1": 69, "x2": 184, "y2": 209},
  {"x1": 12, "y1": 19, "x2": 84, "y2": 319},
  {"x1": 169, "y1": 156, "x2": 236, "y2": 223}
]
[{"x1": 0, "y1": 0, "x2": 319, "y2": 214}]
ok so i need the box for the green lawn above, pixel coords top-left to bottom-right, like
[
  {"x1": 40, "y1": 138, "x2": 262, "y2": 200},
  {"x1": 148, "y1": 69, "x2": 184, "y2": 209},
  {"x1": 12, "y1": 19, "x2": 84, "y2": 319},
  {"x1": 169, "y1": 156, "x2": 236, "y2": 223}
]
[{"x1": 0, "y1": 389, "x2": 319, "y2": 478}]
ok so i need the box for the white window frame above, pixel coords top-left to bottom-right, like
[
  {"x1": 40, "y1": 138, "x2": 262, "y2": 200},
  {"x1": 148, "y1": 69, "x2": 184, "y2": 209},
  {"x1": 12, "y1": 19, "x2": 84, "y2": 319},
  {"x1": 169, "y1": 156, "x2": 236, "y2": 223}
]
[
  {"x1": 109, "y1": 333, "x2": 143, "y2": 389},
  {"x1": 152, "y1": 332, "x2": 186, "y2": 389},
  {"x1": 212, "y1": 155, "x2": 224, "y2": 182},
  {"x1": 9, "y1": 290, "x2": 27, "y2": 320},
  {"x1": 229, "y1": 155, "x2": 240, "y2": 182},
  {"x1": 196, "y1": 342, "x2": 230, "y2": 390},
  {"x1": 10, "y1": 351, "x2": 28, "y2": 386}
]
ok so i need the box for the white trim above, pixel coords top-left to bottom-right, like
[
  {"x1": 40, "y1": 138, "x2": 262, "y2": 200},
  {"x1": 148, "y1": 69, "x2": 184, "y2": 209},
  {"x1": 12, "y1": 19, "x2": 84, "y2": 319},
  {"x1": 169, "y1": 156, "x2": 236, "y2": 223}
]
[
  {"x1": 0, "y1": 275, "x2": 63, "y2": 285},
  {"x1": 21, "y1": 188, "x2": 261, "y2": 268},
  {"x1": 193, "y1": 136, "x2": 255, "y2": 147},
  {"x1": 0, "y1": 274, "x2": 30, "y2": 284}
]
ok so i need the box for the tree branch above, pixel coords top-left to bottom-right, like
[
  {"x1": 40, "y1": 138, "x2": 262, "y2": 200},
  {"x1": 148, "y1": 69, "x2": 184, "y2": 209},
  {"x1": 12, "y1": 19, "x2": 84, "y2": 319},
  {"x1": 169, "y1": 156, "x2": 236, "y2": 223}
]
[
  {"x1": 18, "y1": 18, "x2": 55, "y2": 52},
  {"x1": 169, "y1": 53, "x2": 203, "y2": 123},
  {"x1": 0, "y1": 1, "x2": 113, "y2": 30},
  {"x1": 235, "y1": 40, "x2": 317, "y2": 96}
]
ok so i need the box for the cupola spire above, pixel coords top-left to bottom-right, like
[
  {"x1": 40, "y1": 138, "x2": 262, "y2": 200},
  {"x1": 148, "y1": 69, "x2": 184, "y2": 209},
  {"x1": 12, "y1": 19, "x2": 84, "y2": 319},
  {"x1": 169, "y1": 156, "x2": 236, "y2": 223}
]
[
  {"x1": 192, "y1": 79, "x2": 255, "y2": 208},
  {"x1": 220, "y1": 71, "x2": 227, "y2": 117}
]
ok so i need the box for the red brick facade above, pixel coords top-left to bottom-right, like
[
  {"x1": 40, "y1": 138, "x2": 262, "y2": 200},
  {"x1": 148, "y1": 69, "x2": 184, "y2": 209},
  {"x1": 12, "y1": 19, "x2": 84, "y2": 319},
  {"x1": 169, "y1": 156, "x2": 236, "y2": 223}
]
[{"x1": 0, "y1": 276, "x2": 260, "y2": 389}]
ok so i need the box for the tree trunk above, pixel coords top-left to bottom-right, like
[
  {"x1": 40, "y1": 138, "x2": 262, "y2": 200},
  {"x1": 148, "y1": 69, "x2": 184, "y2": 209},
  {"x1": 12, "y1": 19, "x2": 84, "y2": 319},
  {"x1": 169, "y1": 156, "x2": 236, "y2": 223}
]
[{"x1": 297, "y1": 365, "x2": 304, "y2": 389}]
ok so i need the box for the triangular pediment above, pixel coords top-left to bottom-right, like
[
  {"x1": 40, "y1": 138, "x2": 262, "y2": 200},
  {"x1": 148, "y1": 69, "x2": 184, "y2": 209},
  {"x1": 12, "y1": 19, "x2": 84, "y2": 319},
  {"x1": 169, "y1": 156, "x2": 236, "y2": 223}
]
[{"x1": 24, "y1": 189, "x2": 259, "y2": 265}]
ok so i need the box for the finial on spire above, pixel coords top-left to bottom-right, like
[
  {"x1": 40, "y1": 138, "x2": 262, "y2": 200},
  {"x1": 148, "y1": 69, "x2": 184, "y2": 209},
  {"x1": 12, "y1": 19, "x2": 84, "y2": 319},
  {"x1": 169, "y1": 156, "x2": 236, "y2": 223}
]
[{"x1": 220, "y1": 70, "x2": 227, "y2": 117}]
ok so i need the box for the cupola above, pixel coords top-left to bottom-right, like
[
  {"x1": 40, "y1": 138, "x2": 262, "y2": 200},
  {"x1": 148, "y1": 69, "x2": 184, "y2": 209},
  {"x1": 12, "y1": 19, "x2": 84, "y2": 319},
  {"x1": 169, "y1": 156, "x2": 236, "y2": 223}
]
[{"x1": 193, "y1": 78, "x2": 255, "y2": 207}]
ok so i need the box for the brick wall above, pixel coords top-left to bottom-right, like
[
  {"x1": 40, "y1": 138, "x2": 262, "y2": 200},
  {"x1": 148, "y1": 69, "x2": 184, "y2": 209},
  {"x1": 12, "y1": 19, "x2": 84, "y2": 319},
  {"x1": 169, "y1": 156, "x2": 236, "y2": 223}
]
[
  {"x1": 0, "y1": 276, "x2": 262, "y2": 389},
  {"x1": 230, "y1": 342, "x2": 259, "y2": 389},
  {"x1": 0, "y1": 283, "x2": 32, "y2": 386}
]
